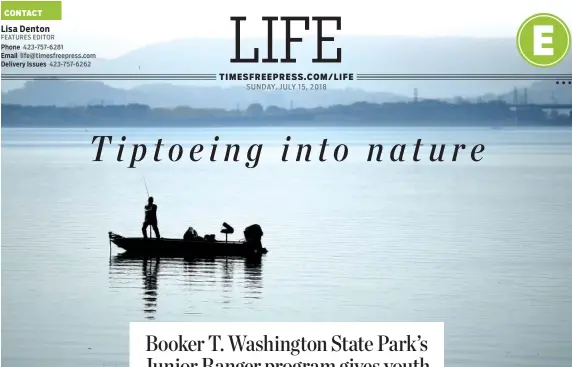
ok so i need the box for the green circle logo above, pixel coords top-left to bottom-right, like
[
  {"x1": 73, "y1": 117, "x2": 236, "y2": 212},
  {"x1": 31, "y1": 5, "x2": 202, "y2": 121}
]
[{"x1": 516, "y1": 13, "x2": 571, "y2": 68}]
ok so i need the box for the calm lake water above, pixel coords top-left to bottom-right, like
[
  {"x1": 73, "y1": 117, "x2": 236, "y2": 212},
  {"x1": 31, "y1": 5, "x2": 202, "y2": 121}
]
[{"x1": 2, "y1": 127, "x2": 572, "y2": 367}]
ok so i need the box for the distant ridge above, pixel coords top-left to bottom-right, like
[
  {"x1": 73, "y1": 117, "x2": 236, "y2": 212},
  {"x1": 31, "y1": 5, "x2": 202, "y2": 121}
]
[
  {"x1": 0, "y1": 80, "x2": 407, "y2": 108},
  {"x1": 1, "y1": 80, "x2": 570, "y2": 109}
]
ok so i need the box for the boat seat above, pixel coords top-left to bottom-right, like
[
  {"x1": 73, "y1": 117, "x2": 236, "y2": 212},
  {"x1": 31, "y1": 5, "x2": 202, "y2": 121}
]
[{"x1": 220, "y1": 222, "x2": 234, "y2": 242}]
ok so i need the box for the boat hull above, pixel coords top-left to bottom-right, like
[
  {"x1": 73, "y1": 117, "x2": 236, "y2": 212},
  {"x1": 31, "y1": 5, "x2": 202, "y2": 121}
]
[{"x1": 108, "y1": 232, "x2": 267, "y2": 257}]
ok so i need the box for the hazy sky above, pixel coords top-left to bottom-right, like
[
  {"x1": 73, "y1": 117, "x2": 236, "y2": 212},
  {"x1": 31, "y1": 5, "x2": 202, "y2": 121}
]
[{"x1": 27, "y1": 0, "x2": 572, "y2": 58}]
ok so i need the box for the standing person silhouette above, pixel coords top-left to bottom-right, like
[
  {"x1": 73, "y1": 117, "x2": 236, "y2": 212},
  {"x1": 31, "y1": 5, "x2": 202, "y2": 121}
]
[{"x1": 142, "y1": 197, "x2": 160, "y2": 239}]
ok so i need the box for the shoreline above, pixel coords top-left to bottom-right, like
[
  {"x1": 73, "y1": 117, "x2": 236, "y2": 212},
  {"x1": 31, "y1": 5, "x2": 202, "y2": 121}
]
[{"x1": 2, "y1": 122, "x2": 571, "y2": 128}]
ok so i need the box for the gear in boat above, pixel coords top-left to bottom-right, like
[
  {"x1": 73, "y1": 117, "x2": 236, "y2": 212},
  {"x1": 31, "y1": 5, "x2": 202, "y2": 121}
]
[{"x1": 183, "y1": 222, "x2": 262, "y2": 244}]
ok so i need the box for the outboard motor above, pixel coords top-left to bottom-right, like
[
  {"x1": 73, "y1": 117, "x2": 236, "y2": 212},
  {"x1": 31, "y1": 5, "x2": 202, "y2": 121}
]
[{"x1": 244, "y1": 224, "x2": 263, "y2": 248}]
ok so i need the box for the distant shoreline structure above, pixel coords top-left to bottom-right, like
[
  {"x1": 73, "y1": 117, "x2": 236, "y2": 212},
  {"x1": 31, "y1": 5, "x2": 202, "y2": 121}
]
[{"x1": 2, "y1": 100, "x2": 572, "y2": 127}]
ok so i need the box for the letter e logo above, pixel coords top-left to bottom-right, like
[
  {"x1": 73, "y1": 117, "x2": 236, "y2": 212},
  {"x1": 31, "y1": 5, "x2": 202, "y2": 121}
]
[{"x1": 517, "y1": 13, "x2": 571, "y2": 68}]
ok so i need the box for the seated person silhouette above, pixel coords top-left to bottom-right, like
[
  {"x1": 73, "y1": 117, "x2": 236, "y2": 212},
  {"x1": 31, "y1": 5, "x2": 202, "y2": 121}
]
[{"x1": 142, "y1": 197, "x2": 160, "y2": 239}]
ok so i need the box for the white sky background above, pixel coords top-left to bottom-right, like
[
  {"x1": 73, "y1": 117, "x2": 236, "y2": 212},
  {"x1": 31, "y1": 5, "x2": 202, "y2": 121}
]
[{"x1": 36, "y1": 0, "x2": 572, "y2": 58}]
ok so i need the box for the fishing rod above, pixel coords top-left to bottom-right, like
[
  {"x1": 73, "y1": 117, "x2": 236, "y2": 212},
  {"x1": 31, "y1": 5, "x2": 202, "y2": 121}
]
[{"x1": 143, "y1": 176, "x2": 150, "y2": 198}]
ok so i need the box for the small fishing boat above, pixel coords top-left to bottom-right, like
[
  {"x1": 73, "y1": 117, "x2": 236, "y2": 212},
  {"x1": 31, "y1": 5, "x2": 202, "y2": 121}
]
[{"x1": 108, "y1": 223, "x2": 267, "y2": 257}]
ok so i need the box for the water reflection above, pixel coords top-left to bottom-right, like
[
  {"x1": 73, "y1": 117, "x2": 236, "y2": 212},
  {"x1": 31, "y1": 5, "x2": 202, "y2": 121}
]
[
  {"x1": 142, "y1": 257, "x2": 160, "y2": 318},
  {"x1": 109, "y1": 253, "x2": 264, "y2": 319}
]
